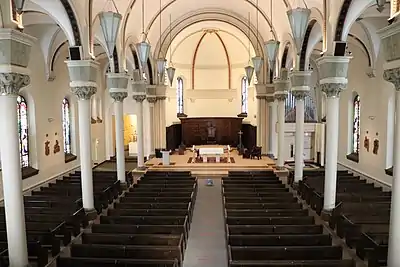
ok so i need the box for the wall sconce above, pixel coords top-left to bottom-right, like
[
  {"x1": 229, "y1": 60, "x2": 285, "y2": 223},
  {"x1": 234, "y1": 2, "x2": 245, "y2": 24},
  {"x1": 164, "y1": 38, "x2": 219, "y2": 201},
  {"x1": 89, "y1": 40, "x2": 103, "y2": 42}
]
[
  {"x1": 48, "y1": 118, "x2": 54, "y2": 123},
  {"x1": 368, "y1": 116, "x2": 376, "y2": 120}
]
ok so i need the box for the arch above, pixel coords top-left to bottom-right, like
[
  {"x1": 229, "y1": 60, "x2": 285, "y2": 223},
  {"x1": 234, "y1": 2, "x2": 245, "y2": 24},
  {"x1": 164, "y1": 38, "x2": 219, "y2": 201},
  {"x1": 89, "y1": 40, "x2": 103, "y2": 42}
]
[
  {"x1": 62, "y1": 97, "x2": 72, "y2": 155},
  {"x1": 281, "y1": 44, "x2": 289, "y2": 69},
  {"x1": 335, "y1": 0, "x2": 353, "y2": 41},
  {"x1": 348, "y1": 33, "x2": 371, "y2": 66},
  {"x1": 241, "y1": 76, "x2": 248, "y2": 114},
  {"x1": 147, "y1": 58, "x2": 154, "y2": 85},
  {"x1": 153, "y1": 8, "x2": 269, "y2": 84},
  {"x1": 17, "y1": 95, "x2": 29, "y2": 168},
  {"x1": 177, "y1": 77, "x2": 184, "y2": 114},
  {"x1": 300, "y1": 19, "x2": 317, "y2": 71},
  {"x1": 191, "y1": 31, "x2": 231, "y2": 89}
]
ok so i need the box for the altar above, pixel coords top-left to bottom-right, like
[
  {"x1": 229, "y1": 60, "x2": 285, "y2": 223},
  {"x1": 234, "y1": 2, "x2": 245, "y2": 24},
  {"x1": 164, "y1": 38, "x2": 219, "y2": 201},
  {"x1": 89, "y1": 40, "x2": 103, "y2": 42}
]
[{"x1": 198, "y1": 147, "x2": 224, "y2": 163}]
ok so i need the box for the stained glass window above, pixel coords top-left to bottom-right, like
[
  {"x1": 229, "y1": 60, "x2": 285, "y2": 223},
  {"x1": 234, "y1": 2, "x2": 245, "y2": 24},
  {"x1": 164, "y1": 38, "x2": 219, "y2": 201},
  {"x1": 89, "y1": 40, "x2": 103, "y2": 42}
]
[
  {"x1": 177, "y1": 77, "x2": 184, "y2": 114},
  {"x1": 62, "y1": 98, "x2": 72, "y2": 154},
  {"x1": 352, "y1": 94, "x2": 361, "y2": 154},
  {"x1": 241, "y1": 77, "x2": 248, "y2": 114},
  {"x1": 17, "y1": 95, "x2": 29, "y2": 168}
]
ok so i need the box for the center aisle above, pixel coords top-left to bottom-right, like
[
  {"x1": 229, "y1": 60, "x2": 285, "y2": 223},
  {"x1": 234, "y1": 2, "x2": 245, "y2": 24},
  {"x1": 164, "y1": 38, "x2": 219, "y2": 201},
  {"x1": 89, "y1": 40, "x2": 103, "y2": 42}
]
[{"x1": 183, "y1": 177, "x2": 228, "y2": 267}]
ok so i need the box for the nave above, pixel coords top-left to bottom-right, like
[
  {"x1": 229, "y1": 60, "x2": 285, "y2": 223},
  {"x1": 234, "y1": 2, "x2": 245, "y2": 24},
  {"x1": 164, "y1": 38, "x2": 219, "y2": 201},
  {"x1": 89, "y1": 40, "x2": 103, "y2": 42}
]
[{"x1": 2, "y1": 160, "x2": 394, "y2": 267}]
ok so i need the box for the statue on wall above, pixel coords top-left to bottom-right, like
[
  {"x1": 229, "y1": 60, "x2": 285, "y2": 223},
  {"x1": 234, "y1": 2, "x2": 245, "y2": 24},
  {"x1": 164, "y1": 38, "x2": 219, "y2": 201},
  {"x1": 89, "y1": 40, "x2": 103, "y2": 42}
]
[
  {"x1": 364, "y1": 136, "x2": 370, "y2": 152},
  {"x1": 54, "y1": 140, "x2": 61, "y2": 154},
  {"x1": 207, "y1": 122, "x2": 216, "y2": 144},
  {"x1": 373, "y1": 139, "x2": 379, "y2": 155},
  {"x1": 45, "y1": 140, "x2": 50, "y2": 156}
]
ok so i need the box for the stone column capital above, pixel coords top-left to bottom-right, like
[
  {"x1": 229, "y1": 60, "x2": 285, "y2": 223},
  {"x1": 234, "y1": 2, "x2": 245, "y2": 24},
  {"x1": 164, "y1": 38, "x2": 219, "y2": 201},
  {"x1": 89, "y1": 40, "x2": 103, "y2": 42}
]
[
  {"x1": 292, "y1": 90, "x2": 309, "y2": 100},
  {"x1": 256, "y1": 95, "x2": 265, "y2": 100},
  {"x1": 133, "y1": 94, "x2": 146, "y2": 103},
  {"x1": 157, "y1": 96, "x2": 167, "y2": 101},
  {"x1": 0, "y1": 73, "x2": 30, "y2": 95},
  {"x1": 71, "y1": 86, "x2": 97, "y2": 100},
  {"x1": 290, "y1": 70, "x2": 312, "y2": 91},
  {"x1": 266, "y1": 94, "x2": 275, "y2": 102},
  {"x1": 274, "y1": 92, "x2": 287, "y2": 102},
  {"x1": 384, "y1": 67, "x2": 400, "y2": 91},
  {"x1": 110, "y1": 92, "x2": 128, "y2": 102},
  {"x1": 147, "y1": 96, "x2": 157, "y2": 103},
  {"x1": 320, "y1": 83, "x2": 346, "y2": 98}
]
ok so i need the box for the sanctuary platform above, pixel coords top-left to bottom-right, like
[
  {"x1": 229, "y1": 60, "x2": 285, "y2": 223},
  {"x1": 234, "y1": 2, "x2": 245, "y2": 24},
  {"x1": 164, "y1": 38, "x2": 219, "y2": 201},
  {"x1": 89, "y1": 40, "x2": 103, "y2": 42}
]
[{"x1": 145, "y1": 145, "x2": 275, "y2": 176}]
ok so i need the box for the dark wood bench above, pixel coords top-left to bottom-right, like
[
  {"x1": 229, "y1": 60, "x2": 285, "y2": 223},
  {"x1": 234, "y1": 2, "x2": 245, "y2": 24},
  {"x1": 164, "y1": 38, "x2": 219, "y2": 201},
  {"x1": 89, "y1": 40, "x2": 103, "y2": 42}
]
[
  {"x1": 57, "y1": 257, "x2": 179, "y2": 267},
  {"x1": 228, "y1": 259, "x2": 355, "y2": 267}
]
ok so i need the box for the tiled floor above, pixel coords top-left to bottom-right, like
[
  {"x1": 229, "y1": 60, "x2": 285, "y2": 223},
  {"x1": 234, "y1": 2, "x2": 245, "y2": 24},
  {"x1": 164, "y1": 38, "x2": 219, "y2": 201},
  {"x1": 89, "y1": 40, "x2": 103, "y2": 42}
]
[{"x1": 183, "y1": 177, "x2": 228, "y2": 267}]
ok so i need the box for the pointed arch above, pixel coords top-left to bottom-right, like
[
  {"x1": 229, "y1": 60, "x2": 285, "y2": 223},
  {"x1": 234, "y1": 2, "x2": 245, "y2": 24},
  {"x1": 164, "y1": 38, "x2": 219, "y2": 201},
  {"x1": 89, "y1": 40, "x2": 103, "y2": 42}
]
[
  {"x1": 241, "y1": 76, "x2": 248, "y2": 114},
  {"x1": 352, "y1": 94, "x2": 361, "y2": 154},
  {"x1": 177, "y1": 77, "x2": 184, "y2": 114},
  {"x1": 17, "y1": 95, "x2": 29, "y2": 168}
]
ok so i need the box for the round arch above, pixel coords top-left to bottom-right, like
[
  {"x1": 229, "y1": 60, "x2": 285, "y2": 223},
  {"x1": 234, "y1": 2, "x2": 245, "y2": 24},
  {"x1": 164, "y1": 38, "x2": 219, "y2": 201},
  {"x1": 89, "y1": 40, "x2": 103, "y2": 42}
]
[{"x1": 153, "y1": 8, "x2": 271, "y2": 84}]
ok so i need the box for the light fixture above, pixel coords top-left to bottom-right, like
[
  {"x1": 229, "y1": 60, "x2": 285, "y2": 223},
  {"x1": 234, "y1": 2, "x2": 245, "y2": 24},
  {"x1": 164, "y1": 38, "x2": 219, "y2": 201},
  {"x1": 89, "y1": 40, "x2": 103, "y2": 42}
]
[
  {"x1": 244, "y1": 12, "x2": 254, "y2": 85},
  {"x1": 14, "y1": 0, "x2": 26, "y2": 14},
  {"x1": 264, "y1": 39, "x2": 280, "y2": 72},
  {"x1": 167, "y1": 14, "x2": 175, "y2": 86},
  {"x1": 251, "y1": 0, "x2": 263, "y2": 73},
  {"x1": 99, "y1": 0, "x2": 122, "y2": 59},
  {"x1": 376, "y1": 0, "x2": 386, "y2": 12},
  {"x1": 287, "y1": 5, "x2": 311, "y2": 55},
  {"x1": 156, "y1": 0, "x2": 166, "y2": 83},
  {"x1": 135, "y1": 0, "x2": 151, "y2": 69},
  {"x1": 245, "y1": 65, "x2": 254, "y2": 85}
]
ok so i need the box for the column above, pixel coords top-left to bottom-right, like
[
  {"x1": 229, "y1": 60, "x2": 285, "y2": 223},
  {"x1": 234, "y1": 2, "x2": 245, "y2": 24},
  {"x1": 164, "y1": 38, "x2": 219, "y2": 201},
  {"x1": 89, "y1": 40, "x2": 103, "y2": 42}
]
[
  {"x1": 273, "y1": 69, "x2": 290, "y2": 169},
  {"x1": 159, "y1": 96, "x2": 167, "y2": 148},
  {"x1": 275, "y1": 94, "x2": 287, "y2": 168},
  {"x1": 256, "y1": 96, "x2": 262, "y2": 147},
  {"x1": 65, "y1": 60, "x2": 99, "y2": 216},
  {"x1": 383, "y1": 69, "x2": 400, "y2": 266},
  {"x1": 291, "y1": 71, "x2": 312, "y2": 183},
  {"x1": 108, "y1": 73, "x2": 129, "y2": 183},
  {"x1": 261, "y1": 98, "x2": 267, "y2": 154},
  {"x1": 154, "y1": 100, "x2": 160, "y2": 150},
  {"x1": 315, "y1": 56, "x2": 350, "y2": 214},
  {"x1": 147, "y1": 97, "x2": 157, "y2": 156},
  {"x1": 133, "y1": 95, "x2": 146, "y2": 168},
  {"x1": 266, "y1": 96, "x2": 275, "y2": 157},
  {"x1": 0, "y1": 74, "x2": 31, "y2": 267},
  {"x1": 272, "y1": 99, "x2": 278, "y2": 157},
  {"x1": 0, "y1": 29, "x2": 35, "y2": 267}
]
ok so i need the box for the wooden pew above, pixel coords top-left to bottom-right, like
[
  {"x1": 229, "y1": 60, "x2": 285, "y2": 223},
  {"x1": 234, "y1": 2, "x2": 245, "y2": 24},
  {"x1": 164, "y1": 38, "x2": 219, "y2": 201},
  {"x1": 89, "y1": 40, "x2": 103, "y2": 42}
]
[{"x1": 57, "y1": 257, "x2": 179, "y2": 267}]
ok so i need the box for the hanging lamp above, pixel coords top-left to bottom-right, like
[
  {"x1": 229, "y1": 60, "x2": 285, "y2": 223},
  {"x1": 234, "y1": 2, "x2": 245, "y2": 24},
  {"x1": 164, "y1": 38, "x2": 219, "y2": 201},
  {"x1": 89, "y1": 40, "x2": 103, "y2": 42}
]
[
  {"x1": 251, "y1": 0, "x2": 263, "y2": 74},
  {"x1": 376, "y1": 0, "x2": 386, "y2": 12},
  {"x1": 166, "y1": 14, "x2": 175, "y2": 86},
  {"x1": 286, "y1": 0, "x2": 311, "y2": 55},
  {"x1": 99, "y1": 0, "x2": 122, "y2": 60},
  {"x1": 264, "y1": 0, "x2": 280, "y2": 73},
  {"x1": 135, "y1": 0, "x2": 151, "y2": 70},
  {"x1": 244, "y1": 12, "x2": 254, "y2": 85},
  {"x1": 156, "y1": 0, "x2": 167, "y2": 83},
  {"x1": 14, "y1": 0, "x2": 26, "y2": 14}
]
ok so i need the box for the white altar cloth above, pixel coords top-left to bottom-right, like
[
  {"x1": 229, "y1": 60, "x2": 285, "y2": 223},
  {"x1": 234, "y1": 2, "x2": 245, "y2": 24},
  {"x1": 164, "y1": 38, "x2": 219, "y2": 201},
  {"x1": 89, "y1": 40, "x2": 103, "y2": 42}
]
[{"x1": 198, "y1": 147, "x2": 224, "y2": 162}]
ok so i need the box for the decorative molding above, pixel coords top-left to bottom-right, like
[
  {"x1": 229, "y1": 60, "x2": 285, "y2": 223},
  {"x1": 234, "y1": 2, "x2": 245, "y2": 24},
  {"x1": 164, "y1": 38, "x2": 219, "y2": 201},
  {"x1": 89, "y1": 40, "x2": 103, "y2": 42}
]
[
  {"x1": 133, "y1": 95, "x2": 146, "y2": 102},
  {"x1": 110, "y1": 92, "x2": 128, "y2": 102},
  {"x1": 0, "y1": 73, "x2": 30, "y2": 95},
  {"x1": 71, "y1": 86, "x2": 97, "y2": 100},
  {"x1": 320, "y1": 83, "x2": 346, "y2": 98},
  {"x1": 384, "y1": 67, "x2": 400, "y2": 90}
]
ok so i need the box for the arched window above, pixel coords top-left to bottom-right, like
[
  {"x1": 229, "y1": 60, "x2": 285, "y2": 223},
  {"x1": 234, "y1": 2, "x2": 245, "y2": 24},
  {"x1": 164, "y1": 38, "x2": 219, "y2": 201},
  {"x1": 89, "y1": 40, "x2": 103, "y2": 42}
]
[
  {"x1": 17, "y1": 95, "x2": 29, "y2": 167},
  {"x1": 62, "y1": 98, "x2": 72, "y2": 154},
  {"x1": 352, "y1": 94, "x2": 361, "y2": 154},
  {"x1": 177, "y1": 77, "x2": 184, "y2": 114},
  {"x1": 241, "y1": 77, "x2": 248, "y2": 114}
]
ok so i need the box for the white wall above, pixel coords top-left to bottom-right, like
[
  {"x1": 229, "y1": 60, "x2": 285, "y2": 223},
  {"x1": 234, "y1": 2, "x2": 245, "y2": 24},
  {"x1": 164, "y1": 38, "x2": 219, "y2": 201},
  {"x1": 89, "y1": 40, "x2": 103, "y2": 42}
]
[
  {"x1": 165, "y1": 30, "x2": 258, "y2": 126},
  {"x1": 337, "y1": 42, "x2": 394, "y2": 186},
  {"x1": 0, "y1": 41, "x2": 107, "y2": 199}
]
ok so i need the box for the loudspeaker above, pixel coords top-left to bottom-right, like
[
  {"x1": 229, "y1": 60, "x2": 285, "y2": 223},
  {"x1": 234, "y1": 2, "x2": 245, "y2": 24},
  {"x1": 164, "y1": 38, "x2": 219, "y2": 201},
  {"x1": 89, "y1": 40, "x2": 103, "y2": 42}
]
[
  {"x1": 69, "y1": 46, "x2": 82, "y2": 60},
  {"x1": 334, "y1": 41, "x2": 347, "y2": 56}
]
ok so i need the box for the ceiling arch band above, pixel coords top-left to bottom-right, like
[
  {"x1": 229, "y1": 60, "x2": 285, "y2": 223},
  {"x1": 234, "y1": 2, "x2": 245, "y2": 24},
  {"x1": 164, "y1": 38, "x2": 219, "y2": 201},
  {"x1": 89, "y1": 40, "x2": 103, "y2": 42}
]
[
  {"x1": 191, "y1": 31, "x2": 232, "y2": 89},
  {"x1": 153, "y1": 9, "x2": 268, "y2": 84}
]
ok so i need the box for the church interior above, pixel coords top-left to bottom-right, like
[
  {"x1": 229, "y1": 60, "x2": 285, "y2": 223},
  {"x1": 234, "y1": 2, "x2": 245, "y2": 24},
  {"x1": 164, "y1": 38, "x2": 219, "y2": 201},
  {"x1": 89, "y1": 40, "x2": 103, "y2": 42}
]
[{"x1": 0, "y1": 0, "x2": 400, "y2": 266}]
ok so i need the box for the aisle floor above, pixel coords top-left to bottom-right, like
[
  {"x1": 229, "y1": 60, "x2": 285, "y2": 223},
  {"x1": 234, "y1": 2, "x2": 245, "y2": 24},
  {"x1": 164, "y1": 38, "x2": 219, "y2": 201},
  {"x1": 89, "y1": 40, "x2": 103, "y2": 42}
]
[{"x1": 183, "y1": 177, "x2": 228, "y2": 267}]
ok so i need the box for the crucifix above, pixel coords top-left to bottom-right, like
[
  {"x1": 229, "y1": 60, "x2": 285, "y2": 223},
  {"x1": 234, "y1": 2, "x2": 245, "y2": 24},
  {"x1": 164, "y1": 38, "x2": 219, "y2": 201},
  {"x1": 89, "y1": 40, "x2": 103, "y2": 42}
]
[{"x1": 238, "y1": 130, "x2": 244, "y2": 155}]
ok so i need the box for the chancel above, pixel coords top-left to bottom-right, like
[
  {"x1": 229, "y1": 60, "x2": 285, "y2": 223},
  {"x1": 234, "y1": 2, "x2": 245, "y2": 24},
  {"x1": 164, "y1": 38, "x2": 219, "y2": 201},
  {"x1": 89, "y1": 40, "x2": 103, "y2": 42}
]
[{"x1": 0, "y1": 0, "x2": 400, "y2": 266}]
